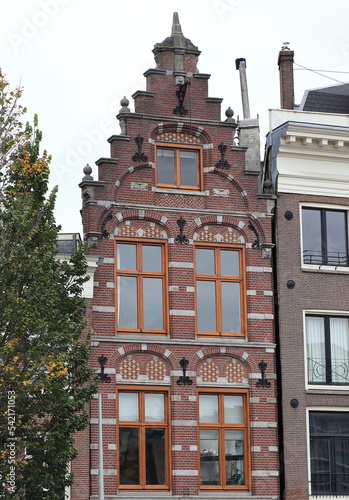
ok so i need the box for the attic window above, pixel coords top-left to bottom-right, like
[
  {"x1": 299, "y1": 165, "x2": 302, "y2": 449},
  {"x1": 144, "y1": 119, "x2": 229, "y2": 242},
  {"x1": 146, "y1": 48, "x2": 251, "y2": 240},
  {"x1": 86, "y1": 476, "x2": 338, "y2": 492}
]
[{"x1": 156, "y1": 143, "x2": 202, "y2": 190}]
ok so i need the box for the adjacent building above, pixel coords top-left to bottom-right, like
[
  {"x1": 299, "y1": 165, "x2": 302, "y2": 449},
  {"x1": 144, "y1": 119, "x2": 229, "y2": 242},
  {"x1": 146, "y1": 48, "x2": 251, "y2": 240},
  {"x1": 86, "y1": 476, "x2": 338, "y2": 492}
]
[
  {"x1": 73, "y1": 13, "x2": 279, "y2": 500},
  {"x1": 262, "y1": 48, "x2": 349, "y2": 499}
]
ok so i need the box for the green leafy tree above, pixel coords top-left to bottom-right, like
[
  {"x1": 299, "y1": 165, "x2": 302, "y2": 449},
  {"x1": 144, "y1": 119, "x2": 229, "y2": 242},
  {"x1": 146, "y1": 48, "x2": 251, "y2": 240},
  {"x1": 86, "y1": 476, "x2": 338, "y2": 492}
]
[{"x1": 0, "y1": 72, "x2": 97, "y2": 499}]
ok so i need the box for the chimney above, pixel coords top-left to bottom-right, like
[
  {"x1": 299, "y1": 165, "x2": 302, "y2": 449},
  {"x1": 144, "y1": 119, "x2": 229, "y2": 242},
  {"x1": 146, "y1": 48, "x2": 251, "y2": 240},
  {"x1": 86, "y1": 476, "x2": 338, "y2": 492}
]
[
  {"x1": 235, "y1": 58, "x2": 250, "y2": 119},
  {"x1": 278, "y1": 46, "x2": 294, "y2": 109}
]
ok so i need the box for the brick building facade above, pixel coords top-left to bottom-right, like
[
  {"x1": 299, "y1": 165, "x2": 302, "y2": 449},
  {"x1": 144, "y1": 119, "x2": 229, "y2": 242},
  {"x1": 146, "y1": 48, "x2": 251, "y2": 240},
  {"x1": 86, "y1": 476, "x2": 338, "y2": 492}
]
[
  {"x1": 73, "y1": 14, "x2": 279, "y2": 500},
  {"x1": 262, "y1": 48, "x2": 349, "y2": 499}
]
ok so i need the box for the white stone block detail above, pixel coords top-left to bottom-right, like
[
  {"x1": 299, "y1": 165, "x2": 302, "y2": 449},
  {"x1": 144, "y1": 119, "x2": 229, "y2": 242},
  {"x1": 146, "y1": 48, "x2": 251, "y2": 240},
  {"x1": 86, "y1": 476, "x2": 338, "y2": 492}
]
[
  {"x1": 172, "y1": 420, "x2": 197, "y2": 427},
  {"x1": 164, "y1": 349, "x2": 171, "y2": 358},
  {"x1": 106, "y1": 282, "x2": 114, "y2": 288},
  {"x1": 269, "y1": 446, "x2": 278, "y2": 452},
  {"x1": 172, "y1": 470, "x2": 198, "y2": 476},
  {"x1": 170, "y1": 310, "x2": 195, "y2": 316},
  {"x1": 90, "y1": 418, "x2": 117, "y2": 425},
  {"x1": 102, "y1": 257, "x2": 114, "y2": 264},
  {"x1": 92, "y1": 306, "x2": 115, "y2": 313},
  {"x1": 117, "y1": 347, "x2": 125, "y2": 356},
  {"x1": 251, "y1": 446, "x2": 261, "y2": 452},
  {"x1": 264, "y1": 290, "x2": 273, "y2": 296},
  {"x1": 172, "y1": 445, "x2": 182, "y2": 451},
  {"x1": 169, "y1": 262, "x2": 194, "y2": 268},
  {"x1": 186, "y1": 286, "x2": 195, "y2": 292},
  {"x1": 171, "y1": 395, "x2": 181, "y2": 401},
  {"x1": 246, "y1": 266, "x2": 272, "y2": 273},
  {"x1": 141, "y1": 344, "x2": 147, "y2": 351},
  {"x1": 169, "y1": 285, "x2": 179, "y2": 291},
  {"x1": 108, "y1": 444, "x2": 116, "y2": 450},
  {"x1": 108, "y1": 393, "x2": 116, "y2": 399},
  {"x1": 90, "y1": 469, "x2": 117, "y2": 476},
  {"x1": 247, "y1": 290, "x2": 257, "y2": 295},
  {"x1": 190, "y1": 445, "x2": 198, "y2": 451},
  {"x1": 188, "y1": 395, "x2": 197, "y2": 402}
]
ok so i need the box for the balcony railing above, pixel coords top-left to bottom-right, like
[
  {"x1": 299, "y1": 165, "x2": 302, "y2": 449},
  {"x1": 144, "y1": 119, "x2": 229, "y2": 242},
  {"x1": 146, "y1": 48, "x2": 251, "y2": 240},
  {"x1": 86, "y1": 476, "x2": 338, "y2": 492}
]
[
  {"x1": 311, "y1": 472, "x2": 349, "y2": 495},
  {"x1": 308, "y1": 358, "x2": 349, "y2": 384},
  {"x1": 303, "y1": 250, "x2": 349, "y2": 267}
]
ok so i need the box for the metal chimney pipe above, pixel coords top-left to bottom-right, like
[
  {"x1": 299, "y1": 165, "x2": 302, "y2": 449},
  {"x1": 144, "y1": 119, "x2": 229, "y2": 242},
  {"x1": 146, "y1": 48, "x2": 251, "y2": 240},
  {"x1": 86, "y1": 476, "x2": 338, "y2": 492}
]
[{"x1": 235, "y1": 58, "x2": 251, "y2": 119}]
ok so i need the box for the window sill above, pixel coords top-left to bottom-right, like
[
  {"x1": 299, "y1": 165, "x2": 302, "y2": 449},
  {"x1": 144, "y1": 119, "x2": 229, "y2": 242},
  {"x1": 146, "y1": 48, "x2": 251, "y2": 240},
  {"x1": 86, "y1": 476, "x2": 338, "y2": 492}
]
[
  {"x1": 154, "y1": 187, "x2": 209, "y2": 196},
  {"x1": 302, "y1": 264, "x2": 349, "y2": 274},
  {"x1": 306, "y1": 387, "x2": 349, "y2": 394}
]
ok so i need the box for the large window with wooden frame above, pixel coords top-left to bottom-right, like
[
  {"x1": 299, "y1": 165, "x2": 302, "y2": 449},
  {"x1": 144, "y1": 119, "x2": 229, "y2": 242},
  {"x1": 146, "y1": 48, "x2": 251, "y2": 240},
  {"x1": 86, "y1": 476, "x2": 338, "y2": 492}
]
[
  {"x1": 117, "y1": 387, "x2": 170, "y2": 490},
  {"x1": 156, "y1": 143, "x2": 203, "y2": 190},
  {"x1": 115, "y1": 240, "x2": 167, "y2": 334},
  {"x1": 195, "y1": 244, "x2": 246, "y2": 337},
  {"x1": 198, "y1": 389, "x2": 250, "y2": 490}
]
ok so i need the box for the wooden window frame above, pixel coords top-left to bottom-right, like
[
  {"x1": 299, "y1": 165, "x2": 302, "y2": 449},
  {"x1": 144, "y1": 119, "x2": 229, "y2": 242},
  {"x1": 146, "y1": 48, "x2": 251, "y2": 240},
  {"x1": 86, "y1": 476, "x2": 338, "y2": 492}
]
[
  {"x1": 156, "y1": 142, "x2": 203, "y2": 190},
  {"x1": 195, "y1": 243, "x2": 247, "y2": 337},
  {"x1": 115, "y1": 238, "x2": 168, "y2": 334},
  {"x1": 116, "y1": 386, "x2": 171, "y2": 490},
  {"x1": 197, "y1": 388, "x2": 251, "y2": 491}
]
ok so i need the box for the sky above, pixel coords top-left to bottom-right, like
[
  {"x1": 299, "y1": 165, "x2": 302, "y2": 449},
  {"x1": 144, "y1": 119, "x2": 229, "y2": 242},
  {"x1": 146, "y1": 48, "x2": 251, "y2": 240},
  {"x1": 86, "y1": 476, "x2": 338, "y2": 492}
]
[{"x1": 2, "y1": 0, "x2": 349, "y2": 233}]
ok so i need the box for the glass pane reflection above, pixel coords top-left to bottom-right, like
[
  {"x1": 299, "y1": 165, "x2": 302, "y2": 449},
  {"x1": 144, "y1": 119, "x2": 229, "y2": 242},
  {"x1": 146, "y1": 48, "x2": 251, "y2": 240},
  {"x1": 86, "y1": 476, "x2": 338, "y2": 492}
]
[{"x1": 200, "y1": 429, "x2": 219, "y2": 485}]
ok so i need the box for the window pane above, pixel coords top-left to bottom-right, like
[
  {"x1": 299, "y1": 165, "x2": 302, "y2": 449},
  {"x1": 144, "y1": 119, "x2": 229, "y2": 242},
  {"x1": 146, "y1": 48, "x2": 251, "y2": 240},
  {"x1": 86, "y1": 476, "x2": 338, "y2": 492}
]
[
  {"x1": 306, "y1": 316, "x2": 326, "y2": 383},
  {"x1": 200, "y1": 429, "x2": 219, "y2": 485},
  {"x1": 142, "y1": 245, "x2": 162, "y2": 272},
  {"x1": 117, "y1": 244, "x2": 136, "y2": 270},
  {"x1": 222, "y1": 282, "x2": 241, "y2": 333},
  {"x1": 310, "y1": 437, "x2": 330, "y2": 494},
  {"x1": 221, "y1": 250, "x2": 239, "y2": 276},
  {"x1": 335, "y1": 438, "x2": 349, "y2": 494},
  {"x1": 225, "y1": 430, "x2": 244, "y2": 485},
  {"x1": 143, "y1": 278, "x2": 163, "y2": 329},
  {"x1": 224, "y1": 396, "x2": 243, "y2": 423},
  {"x1": 197, "y1": 281, "x2": 216, "y2": 331},
  {"x1": 119, "y1": 428, "x2": 139, "y2": 484},
  {"x1": 199, "y1": 395, "x2": 218, "y2": 423},
  {"x1": 302, "y1": 209, "x2": 322, "y2": 264},
  {"x1": 119, "y1": 393, "x2": 139, "y2": 421},
  {"x1": 146, "y1": 429, "x2": 166, "y2": 485},
  {"x1": 196, "y1": 248, "x2": 215, "y2": 274},
  {"x1": 145, "y1": 393, "x2": 165, "y2": 422},
  {"x1": 157, "y1": 149, "x2": 174, "y2": 184},
  {"x1": 118, "y1": 276, "x2": 137, "y2": 328},
  {"x1": 330, "y1": 317, "x2": 349, "y2": 383},
  {"x1": 326, "y1": 211, "x2": 348, "y2": 266},
  {"x1": 180, "y1": 150, "x2": 198, "y2": 187}
]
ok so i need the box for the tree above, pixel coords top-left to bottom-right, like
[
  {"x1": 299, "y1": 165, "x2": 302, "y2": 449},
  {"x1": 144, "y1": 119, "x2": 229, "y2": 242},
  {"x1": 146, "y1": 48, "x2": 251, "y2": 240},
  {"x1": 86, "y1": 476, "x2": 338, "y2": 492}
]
[{"x1": 0, "y1": 72, "x2": 97, "y2": 499}]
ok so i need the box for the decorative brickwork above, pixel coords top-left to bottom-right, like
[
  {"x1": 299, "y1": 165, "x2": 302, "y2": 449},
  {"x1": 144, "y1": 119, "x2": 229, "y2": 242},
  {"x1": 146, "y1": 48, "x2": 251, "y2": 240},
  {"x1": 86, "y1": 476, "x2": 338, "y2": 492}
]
[
  {"x1": 195, "y1": 226, "x2": 244, "y2": 243},
  {"x1": 146, "y1": 358, "x2": 167, "y2": 380},
  {"x1": 115, "y1": 221, "x2": 166, "y2": 239},
  {"x1": 200, "y1": 358, "x2": 219, "y2": 382},
  {"x1": 119, "y1": 356, "x2": 140, "y2": 380},
  {"x1": 226, "y1": 359, "x2": 245, "y2": 384}
]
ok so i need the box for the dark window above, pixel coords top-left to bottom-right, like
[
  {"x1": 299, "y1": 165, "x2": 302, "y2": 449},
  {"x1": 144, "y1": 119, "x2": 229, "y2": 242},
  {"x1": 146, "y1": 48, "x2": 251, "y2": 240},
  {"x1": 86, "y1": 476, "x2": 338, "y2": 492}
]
[
  {"x1": 306, "y1": 315, "x2": 349, "y2": 385},
  {"x1": 310, "y1": 412, "x2": 349, "y2": 495},
  {"x1": 156, "y1": 144, "x2": 202, "y2": 190},
  {"x1": 118, "y1": 389, "x2": 169, "y2": 489},
  {"x1": 198, "y1": 391, "x2": 249, "y2": 490},
  {"x1": 302, "y1": 207, "x2": 349, "y2": 266}
]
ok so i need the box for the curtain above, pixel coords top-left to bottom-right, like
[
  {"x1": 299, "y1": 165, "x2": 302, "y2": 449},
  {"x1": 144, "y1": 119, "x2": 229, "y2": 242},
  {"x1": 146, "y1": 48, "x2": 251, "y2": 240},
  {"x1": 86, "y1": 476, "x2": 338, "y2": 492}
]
[{"x1": 306, "y1": 317, "x2": 325, "y2": 383}]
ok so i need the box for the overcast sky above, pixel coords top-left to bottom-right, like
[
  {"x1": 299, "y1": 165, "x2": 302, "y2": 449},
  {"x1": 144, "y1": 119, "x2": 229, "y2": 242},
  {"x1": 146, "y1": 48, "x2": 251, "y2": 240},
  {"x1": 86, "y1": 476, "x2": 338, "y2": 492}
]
[{"x1": 2, "y1": 0, "x2": 349, "y2": 233}]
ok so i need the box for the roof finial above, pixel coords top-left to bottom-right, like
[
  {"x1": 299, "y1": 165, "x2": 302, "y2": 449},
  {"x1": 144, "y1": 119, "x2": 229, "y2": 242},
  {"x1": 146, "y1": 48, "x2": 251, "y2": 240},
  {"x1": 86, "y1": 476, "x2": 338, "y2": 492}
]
[{"x1": 172, "y1": 12, "x2": 182, "y2": 35}]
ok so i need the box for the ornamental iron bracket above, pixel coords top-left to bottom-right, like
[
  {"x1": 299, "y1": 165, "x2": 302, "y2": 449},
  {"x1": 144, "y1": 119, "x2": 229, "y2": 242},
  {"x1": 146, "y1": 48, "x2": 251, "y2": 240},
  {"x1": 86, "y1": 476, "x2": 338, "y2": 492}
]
[
  {"x1": 177, "y1": 358, "x2": 193, "y2": 386},
  {"x1": 95, "y1": 355, "x2": 111, "y2": 383},
  {"x1": 255, "y1": 360, "x2": 271, "y2": 388},
  {"x1": 173, "y1": 80, "x2": 191, "y2": 116},
  {"x1": 101, "y1": 212, "x2": 113, "y2": 239},
  {"x1": 248, "y1": 221, "x2": 260, "y2": 249},
  {"x1": 215, "y1": 142, "x2": 231, "y2": 169},
  {"x1": 132, "y1": 134, "x2": 148, "y2": 162},
  {"x1": 174, "y1": 217, "x2": 189, "y2": 244}
]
